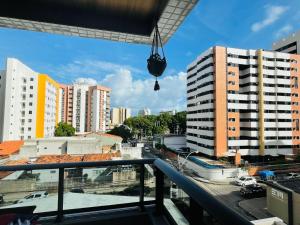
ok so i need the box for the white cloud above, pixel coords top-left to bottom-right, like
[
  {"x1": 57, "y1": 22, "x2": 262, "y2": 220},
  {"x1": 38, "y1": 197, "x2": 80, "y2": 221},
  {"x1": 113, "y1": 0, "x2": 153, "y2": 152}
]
[
  {"x1": 275, "y1": 24, "x2": 293, "y2": 38},
  {"x1": 55, "y1": 59, "x2": 187, "y2": 115},
  {"x1": 74, "y1": 77, "x2": 97, "y2": 85},
  {"x1": 54, "y1": 59, "x2": 143, "y2": 81},
  {"x1": 251, "y1": 5, "x2": 289, "y2": 32},
  {"x1": 99, "y1": 69, "x2": 187, "y2": 115}
]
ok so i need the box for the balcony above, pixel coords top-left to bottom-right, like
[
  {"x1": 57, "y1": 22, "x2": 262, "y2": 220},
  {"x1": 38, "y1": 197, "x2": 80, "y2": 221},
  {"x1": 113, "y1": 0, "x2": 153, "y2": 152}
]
[{"x1": 0, "y1": 159, "x2": 252, "y2": 225}]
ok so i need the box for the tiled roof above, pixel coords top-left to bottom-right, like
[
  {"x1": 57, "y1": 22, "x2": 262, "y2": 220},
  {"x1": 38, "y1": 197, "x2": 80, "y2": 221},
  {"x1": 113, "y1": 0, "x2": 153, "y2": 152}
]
[
  {"x1": 35, "y1": 155, "x2": 83, "y2": 164},
  {"x1": 0, "y1": 140, "x2": 24, "y2": 156},
  {"x1": 0, "y1": 159, "x2": 28, "y2": 179},
  {"x1": 34, "y1": 152, "x2": 122, "y2": 164},
  {"x1": 82, "y1": 152, "x2": 121, "y2": 162},
  {"x1": 97, "y1": 133, "x2": 123, "y2": 140}
]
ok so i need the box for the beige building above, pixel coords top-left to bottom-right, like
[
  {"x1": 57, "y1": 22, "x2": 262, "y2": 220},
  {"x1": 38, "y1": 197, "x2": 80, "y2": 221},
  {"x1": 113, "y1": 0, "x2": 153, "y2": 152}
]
[{"x1": 110, "y1": 107, "x2": 131, "y2": 126}]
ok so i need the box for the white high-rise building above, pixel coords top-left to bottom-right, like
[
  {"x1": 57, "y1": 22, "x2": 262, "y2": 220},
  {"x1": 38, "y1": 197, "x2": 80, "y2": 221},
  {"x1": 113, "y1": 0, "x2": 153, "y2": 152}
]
[
  {"x1": 138, "y1": 108, "x2": 151, "y2": 116},
  {"x1": 0, "y1": 58, "x2": 38, "y2": 141},
  {"x1": 0, "y1": 58, "x2": 59, "y2": 142},
  {"x1": 87, "y1": 85, "x2": 111, "y2": 132},
  {"x1": 72, "y1": 84, "x2": 89, "y2": 133}
]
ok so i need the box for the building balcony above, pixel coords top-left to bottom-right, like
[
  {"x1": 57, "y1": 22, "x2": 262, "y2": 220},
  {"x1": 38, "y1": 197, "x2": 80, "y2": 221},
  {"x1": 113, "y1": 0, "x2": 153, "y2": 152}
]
[{"x1": 0, "y1": 159, "x2": 253, "y2": 225}]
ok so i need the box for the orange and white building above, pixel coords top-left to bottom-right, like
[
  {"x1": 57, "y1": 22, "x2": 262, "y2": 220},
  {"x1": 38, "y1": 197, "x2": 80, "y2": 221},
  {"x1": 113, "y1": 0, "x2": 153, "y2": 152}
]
[
  {"x1": 58, "y1": 84, "x2": 111, "y2": 134},
  {"x1": 0, "y1": 58, "x2": 111, "y2": 142},
  {"x1": 0, "y1": 58, "x2": 59, "y2": 142},
  {"x1": 187, "y1": 46, "x2": 300, "y2": 157}
]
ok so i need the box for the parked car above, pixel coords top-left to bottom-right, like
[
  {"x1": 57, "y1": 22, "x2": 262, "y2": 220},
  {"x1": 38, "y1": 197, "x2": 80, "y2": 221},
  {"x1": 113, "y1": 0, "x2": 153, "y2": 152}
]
[
  {"x1": 285, "y1": 172, "x2": 300, "y2": 180},
  {"x1": 17, "y1": 191, "x2": 48, "y2": 203},
  {"x1": 144, "y1": 147, "x2": 150, "y2": 152},
  {"x1": 235, "y1": 176, "x2": 257, "y2": 186},
  {"x1": 70, "y1": 188, "x2": 84, "y2": 193},
  {"x1": 240, "y1": 184, "x2": 266, "y2": 198}
]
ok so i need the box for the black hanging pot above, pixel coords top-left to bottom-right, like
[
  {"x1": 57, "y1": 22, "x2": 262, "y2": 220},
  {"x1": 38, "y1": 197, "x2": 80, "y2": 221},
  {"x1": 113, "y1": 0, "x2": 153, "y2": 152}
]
[
  {"x1": 147, "y1": 24, "x2": 167, "y2": 91},
  {"x1": 147, "y1": 53, "x2": 167, "y2": 77}
]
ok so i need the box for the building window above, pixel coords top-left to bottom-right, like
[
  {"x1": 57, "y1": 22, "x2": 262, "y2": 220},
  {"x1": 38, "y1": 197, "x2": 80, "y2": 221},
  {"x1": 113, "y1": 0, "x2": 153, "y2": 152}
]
[
  {"x1": 28, "y1": 127, "x2": 31, "y2": 131},
  {"x1": 229, "y1": 127, "x2": 236, "y2": 131},
  {"x1": 29, "y1": 102, "x2": 33, "y2": 106},
  {"x1": 29, "y1": 94, "x2": 33, "y2": 98},
  {"x1": 28, "y1": 136, "x2": 31, "y2": 139},
  {"x1": 23, "y1": 78, "x2": 26, "y2": 83},
  {"x1": 30, "y1": 78, "x2": 34, "y2": 81},
  {"x1": 229, "y1": 118, "x2": 236, "y2": 122},
  {"x1": 30, "y1": 86, "x2": 33, "y2": 89},
  {"x1": 28, "y1": 119, "x2": 32, "y2": 123},
  {"x1": 29, "y1": 111, "x2": 32, "y2": 114}
]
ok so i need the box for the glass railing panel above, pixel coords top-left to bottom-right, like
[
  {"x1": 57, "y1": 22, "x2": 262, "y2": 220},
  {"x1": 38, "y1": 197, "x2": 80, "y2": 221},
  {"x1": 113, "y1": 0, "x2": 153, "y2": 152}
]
[
  {"x1": 144, "y1": 164, "x2": 156, "y2": 199},
  {"x1": 62, "y1": 164, "x2": 142, "y2": 211},
  {"x1": 163, "y1": 176, "x2": 190, "y2": 225},
  {"x1": 0, "y1": 169, "x2": 59, "y2": 214}
]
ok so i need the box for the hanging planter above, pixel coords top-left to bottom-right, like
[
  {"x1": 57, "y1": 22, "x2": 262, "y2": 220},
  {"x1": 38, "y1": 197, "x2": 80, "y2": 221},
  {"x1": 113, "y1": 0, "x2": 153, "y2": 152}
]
[{"x1": 147, "y1": 24, "x2": 167, "y2": 91}]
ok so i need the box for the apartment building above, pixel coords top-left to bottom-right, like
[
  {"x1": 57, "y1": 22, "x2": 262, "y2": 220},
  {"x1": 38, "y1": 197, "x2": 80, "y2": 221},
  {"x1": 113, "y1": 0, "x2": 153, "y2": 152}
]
[
  {"x1": 36, "y1": 74, "x2": 59, "y2": 138},
  {"x1": 138, "y1": 108, "x2": 151, "y2": 116},
  {"x1": 58, "y1": 84, "x2": 111, "y2": 133},
  {"x1": 0, "y1": 58, "x2": 59, "y2": 142},
  {"x1": 187, "y1": 46, "x2": 300, "y2": 157},
  {"x1": 272, "y1": 30, "x2": 300, "y2": 54},
  {"x1": 111, "y1": 107, "x2": 131, "y2": 126},
  {"x1": 87, "y1": 85, "x2": 111, "y2": 132}
]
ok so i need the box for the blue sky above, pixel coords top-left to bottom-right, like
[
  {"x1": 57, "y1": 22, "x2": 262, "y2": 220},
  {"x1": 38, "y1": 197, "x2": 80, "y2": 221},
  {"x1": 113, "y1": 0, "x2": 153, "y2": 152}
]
[{"x1": 0, "y1": 0, "x2": 300, "y2": 115}]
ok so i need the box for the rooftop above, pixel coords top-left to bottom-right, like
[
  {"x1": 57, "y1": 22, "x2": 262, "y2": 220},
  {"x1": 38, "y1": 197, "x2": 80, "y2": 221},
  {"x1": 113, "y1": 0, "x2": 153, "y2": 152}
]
[{"x1": 0, "y1": 140, "x2": 24, "y2": 157}]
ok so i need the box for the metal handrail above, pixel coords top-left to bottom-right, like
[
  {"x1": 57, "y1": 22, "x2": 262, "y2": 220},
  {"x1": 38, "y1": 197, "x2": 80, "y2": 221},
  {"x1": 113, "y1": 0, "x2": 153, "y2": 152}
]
[
  {"x1": 154, "y1": 159, "x2": 253, "y2": 225},
  {"x1": 0, "y1": 158, "x2": 155, "y2": 171},
  {"x1": 0, "y1": 158, "x2": 253, "y2": 225}
]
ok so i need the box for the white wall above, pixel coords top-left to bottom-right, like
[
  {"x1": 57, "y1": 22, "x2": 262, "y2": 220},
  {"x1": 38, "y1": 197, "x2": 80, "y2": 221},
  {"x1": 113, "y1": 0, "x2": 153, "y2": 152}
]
[
  {"x1": 120, "y1": 146, "x2": 142, "y2": 159},
  {"x1": 163, "y1": 136, "x2": 186, "y2": 150},
  {"x1": 180, "y1": 157, "x2": 248, "y2": 181},
  {"x1": 67, "y1": 140, "x2": 100, "y2": 155}
]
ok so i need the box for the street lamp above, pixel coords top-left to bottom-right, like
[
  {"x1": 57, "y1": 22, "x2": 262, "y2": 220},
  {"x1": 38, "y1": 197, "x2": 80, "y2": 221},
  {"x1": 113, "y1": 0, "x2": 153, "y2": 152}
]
[{"x1": 177, "y1": 150, "x2": 200, "y2": 172}]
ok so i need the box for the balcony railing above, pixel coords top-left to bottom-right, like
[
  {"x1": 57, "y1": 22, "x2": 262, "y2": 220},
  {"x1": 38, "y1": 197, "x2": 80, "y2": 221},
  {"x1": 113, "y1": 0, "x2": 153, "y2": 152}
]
[{"x1": 0, "y1": 159, "x2": 253, "y2": 225}]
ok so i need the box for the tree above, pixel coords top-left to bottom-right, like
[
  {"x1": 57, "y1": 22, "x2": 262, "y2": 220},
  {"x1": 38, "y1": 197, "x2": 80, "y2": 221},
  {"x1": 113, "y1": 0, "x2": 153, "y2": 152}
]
[
  {"x1": 123, "y1": 111, "x2": 187, "y2": 139},
  {"x1": 108, "y1": 125, "x2": 132, "y2": 143},
  {"x1": 54, "y1": 122, "x2": 75, "y2": 137}
]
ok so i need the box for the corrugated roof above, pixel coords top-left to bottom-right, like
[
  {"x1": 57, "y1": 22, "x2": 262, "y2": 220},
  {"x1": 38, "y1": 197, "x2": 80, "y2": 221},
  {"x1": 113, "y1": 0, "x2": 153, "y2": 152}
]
[{"x1": 0, "y1": 140, "x2": 24, "y2": 156}]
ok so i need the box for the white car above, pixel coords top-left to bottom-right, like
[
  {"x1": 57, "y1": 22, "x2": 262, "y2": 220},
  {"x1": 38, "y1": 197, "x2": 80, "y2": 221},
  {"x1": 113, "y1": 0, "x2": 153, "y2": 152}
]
[
  {"x1": 286, "y1": 173, "x2": 300, "y2": 180},
  {"x1": 235, "y1": 176, "x2": 257, "y2": 186},
  {"x1": 17, "y1": 191, "x2": 48, "y2": 203}
]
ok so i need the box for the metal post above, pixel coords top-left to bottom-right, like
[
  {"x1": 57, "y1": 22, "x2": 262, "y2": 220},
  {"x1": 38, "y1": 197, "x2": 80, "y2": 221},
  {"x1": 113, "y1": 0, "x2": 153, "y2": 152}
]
[
  {"x1": 155, "y1": 168, "x2": 164, "y2": 214},
  {"x1": 190, "y1": 198, "x2": 204, "y2": 225},
  {"x1": 56, "y1": 168, "x2": 64, "y2": 222},
  {"x1": 139, "y1": 164, "x2": 145, "y2": 211}
]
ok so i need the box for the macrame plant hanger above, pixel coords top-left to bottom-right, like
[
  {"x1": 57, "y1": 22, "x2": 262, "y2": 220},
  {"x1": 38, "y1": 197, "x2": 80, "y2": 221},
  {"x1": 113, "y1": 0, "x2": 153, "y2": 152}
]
[{"x1": 147, "y1": 24, "x2": 167, "y2": 91}]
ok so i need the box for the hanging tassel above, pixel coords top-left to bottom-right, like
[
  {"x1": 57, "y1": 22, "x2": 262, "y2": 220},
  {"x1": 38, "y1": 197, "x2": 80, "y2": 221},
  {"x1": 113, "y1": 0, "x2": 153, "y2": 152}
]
[{"x1": 154, "y1": 79, "x2": 160, "y2": 91}]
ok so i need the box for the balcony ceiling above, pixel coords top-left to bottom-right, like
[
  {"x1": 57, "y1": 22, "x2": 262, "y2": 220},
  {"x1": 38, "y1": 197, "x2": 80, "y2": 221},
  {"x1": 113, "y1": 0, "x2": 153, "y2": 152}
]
[{"x1": 0, "y1": 0, "x2": 198, "y2": 44}]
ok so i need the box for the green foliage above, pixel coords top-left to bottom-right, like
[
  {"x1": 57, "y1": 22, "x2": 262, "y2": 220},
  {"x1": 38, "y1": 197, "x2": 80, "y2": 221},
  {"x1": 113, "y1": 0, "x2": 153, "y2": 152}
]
[
  {"x1": 108, "y1": 125, "x2": 132, "y2": 143},
  {"x1": 124, "y1": 111, "x2": 186, "y2": 139},
  {"x1": 54, "y1": 122, "x2": 75, "y2": 137}
]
